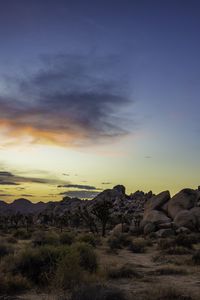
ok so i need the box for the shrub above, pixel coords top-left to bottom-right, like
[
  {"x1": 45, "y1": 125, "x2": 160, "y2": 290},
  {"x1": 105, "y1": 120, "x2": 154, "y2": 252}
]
[
  {"x1": 73, "y1": 242, "x2": 98, "y2": 273},
  {"x1": 78, "y1": 233, "x2": 100, "y2": 247},
  {"x1": 108, "y1": 233, "x2": 132, "y2": 250},
  {"x1": 157, "y1": 238, "x2": 175, "y2": 250},
  {"x1": 107, "y1": 264, "x2": 141, "y2": 279},
  {"x1": 0, "y1": 274, "x2": 30, "y2": 295},
  {"x1": 71, "y1": 284, "x2": 128, "y2": 300},
  {"x1": 60, "y1": 231, "x2": 75, "y2": 245},
  {"x1": 32, "y1": 230, "x2": 59, "y2": 246},
  {"x1": 13, "y1": 229, "x2": 31, "y2": 240},
  {"x1": 129, "y1": 238, "x2": 147, "y2": 253},
  {"x1": 192, "y1": 250, "x2": 200, "y2": 265},
  {"x1": 175, "y1": 234, "x2": 194, "y2": 249},
  {"x1": 0, "y1": 243, "x2": 14, "y2": 259},
  {"x1": 12, "y1": 245, "x2": 67, "y2": 285}
]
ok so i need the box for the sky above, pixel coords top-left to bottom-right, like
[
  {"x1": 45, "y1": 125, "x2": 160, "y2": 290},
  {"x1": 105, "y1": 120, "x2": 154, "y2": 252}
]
[{"x1": 0, "y1": 0, "x2": 200, "y2": 202}]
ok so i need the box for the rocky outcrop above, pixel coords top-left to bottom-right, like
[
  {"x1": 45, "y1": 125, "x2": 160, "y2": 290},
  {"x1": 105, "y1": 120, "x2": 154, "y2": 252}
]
[
  {"x1": 141, "y1": 187, "x2": 200, "y2": 234},
  {"x1": 168, "y1": 189, "x2": 199, "y2": 219}
]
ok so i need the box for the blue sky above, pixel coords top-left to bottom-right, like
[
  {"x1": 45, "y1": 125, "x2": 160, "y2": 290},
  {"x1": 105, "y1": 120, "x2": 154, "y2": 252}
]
[{"x1": 0, "y1": 0, "x2": 200, "y2": 201}]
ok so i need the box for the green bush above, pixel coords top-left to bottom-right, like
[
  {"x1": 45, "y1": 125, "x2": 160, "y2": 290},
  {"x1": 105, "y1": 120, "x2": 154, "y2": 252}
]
[
  {"x1": 73, "y1": 242, "x2": 98, "y2": 273},
  {"x1": 164, "y1": 246, "x2": 192, "y2": 255},
  {"x1": 60, "y1": 231, "x2": 75, "y2": 245}
]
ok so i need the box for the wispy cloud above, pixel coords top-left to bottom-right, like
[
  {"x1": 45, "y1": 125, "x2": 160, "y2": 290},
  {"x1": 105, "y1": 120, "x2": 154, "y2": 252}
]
[
  {"x1": 57, "y1": 184, "x2": 101, "y2": 190},
  {"x1": 59, "y1": 190, "x2": 100, "y2": 199},
  {"x1": 0, "y1": 54, "x2": 132, "y2": 147},
  {"x1": 0, "y1": 170, "x2": 67, "y2": 186}
]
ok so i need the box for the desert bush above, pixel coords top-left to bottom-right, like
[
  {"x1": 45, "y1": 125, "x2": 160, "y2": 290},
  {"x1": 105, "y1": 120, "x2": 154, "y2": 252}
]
[
  {"x1": 54, "y1": 249, "x2": 83, "y2": 290},
  {"x1": 12, "y1": 245, "x2": 67, "y2": 285},
  {"x1": 0, "y1": 243, "x2": 14, "y2": 258},
  {"x1": 157, "y1": 238, "x2": 176, "y2": 250},
  {"x1": 129, "y1": 238, "x2": 147, "y2": 253},
  {"x1": 73, "y1": 242, "x2": 98, "y2": 273},
  {"x1": 13, "y1": 228, "x2": 31, "y2": 240},
  {"x1": 71, "y1": 284, "x2": 128, "y2": 300},
  {"x1": 77, "y1": 233, "x2": 100, "y2": 247},
  {"x1": 32, "y1": 230, "x2": 59, "y2": 246},
  {"x1": 175, "y1": 234, "x2": 194, "y2": 249},
  {"x1": 192, "y1": 250, "x2": 200, "y2": 265},
  {"x1": 107, "y1": 264, "x2": 141, "y2": 279},
  {"x1": 0, "y1": 274, "x2": 30, "y2": 295},
  {"x1": 108, "y1": 233, "x2": 132, "y2": 250},
  {"x1": 60, "y1": 231, "x2": 75, "y2": 245}
]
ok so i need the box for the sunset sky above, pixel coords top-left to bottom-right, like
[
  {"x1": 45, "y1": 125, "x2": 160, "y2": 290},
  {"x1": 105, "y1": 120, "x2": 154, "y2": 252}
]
[{"x1": 0, "y1": 0, "x2": 200, "y2": 202}]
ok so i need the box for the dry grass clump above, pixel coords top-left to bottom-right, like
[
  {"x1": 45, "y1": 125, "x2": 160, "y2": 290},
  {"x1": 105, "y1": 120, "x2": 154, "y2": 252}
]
[
  {"x1": 107, "y1": 233, "x2": 132, "y2": 251},
  {"x1": 13, "y1": 228, "x2": 32, "y2": 240},
  {"x1": 150, "y1": 264, "x2": 187, "y2": 276},
  {"x1": 77, "y1": 233, "x2": 101, "y2": 247},
  {"x1": 107, "y1": 263, "x2": 142, "y2": 279},
  {"x1": 60, "y1": 231, "x2": 76, "y2": 245},
  {"x1": 128, "y1": 238, "x2": 148, "y2": 253},
  {"x1": 0, "y1": 274, "x2": 30, "y2": 295}
]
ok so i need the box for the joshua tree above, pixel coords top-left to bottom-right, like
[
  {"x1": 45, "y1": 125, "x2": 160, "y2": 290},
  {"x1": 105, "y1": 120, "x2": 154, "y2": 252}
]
[{"x1": 92, "y1": 199, "x2": 113, "y2": 237}]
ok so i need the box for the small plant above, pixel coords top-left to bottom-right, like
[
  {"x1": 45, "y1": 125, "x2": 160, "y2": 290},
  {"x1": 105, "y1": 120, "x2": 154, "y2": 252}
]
[{"x1": 164, "y1": 246, "x2": 192, "y2": 255}]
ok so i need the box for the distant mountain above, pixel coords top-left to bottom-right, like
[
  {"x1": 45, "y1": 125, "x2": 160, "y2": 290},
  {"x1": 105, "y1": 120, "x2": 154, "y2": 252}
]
[{"x1": 0, "y1": 198, "x2": 47, "y2": 215}]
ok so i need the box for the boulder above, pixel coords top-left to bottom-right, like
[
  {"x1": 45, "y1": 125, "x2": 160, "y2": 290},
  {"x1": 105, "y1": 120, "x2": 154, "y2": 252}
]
[
  {"x1": 144, "y1": 191, "x2": 170, "y2": 213},
  {"x1": 110, "y1": 223, "x2": 129, "y2": 236},
  {"x1": 168, "y1": 189, "x2": 198, "y2": 219},
  {"x1": 190, "y1": 207, "x2": 200, "y2": 230},
  {"x1": 176, "y1": 227, "x2": 191, "y2": 234},
  {"x1": 144, "y1": 222, "x2": 156, "y2": 235},
  {"x1": 174, "y1": 209, "x2": 196, "y2": 230},
  {"x1": 155, "y1": 228, "x2": 175, "y2": 238},
  {"x1": 141, "y1": 210, "x2": 171, "y2": 229}
]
